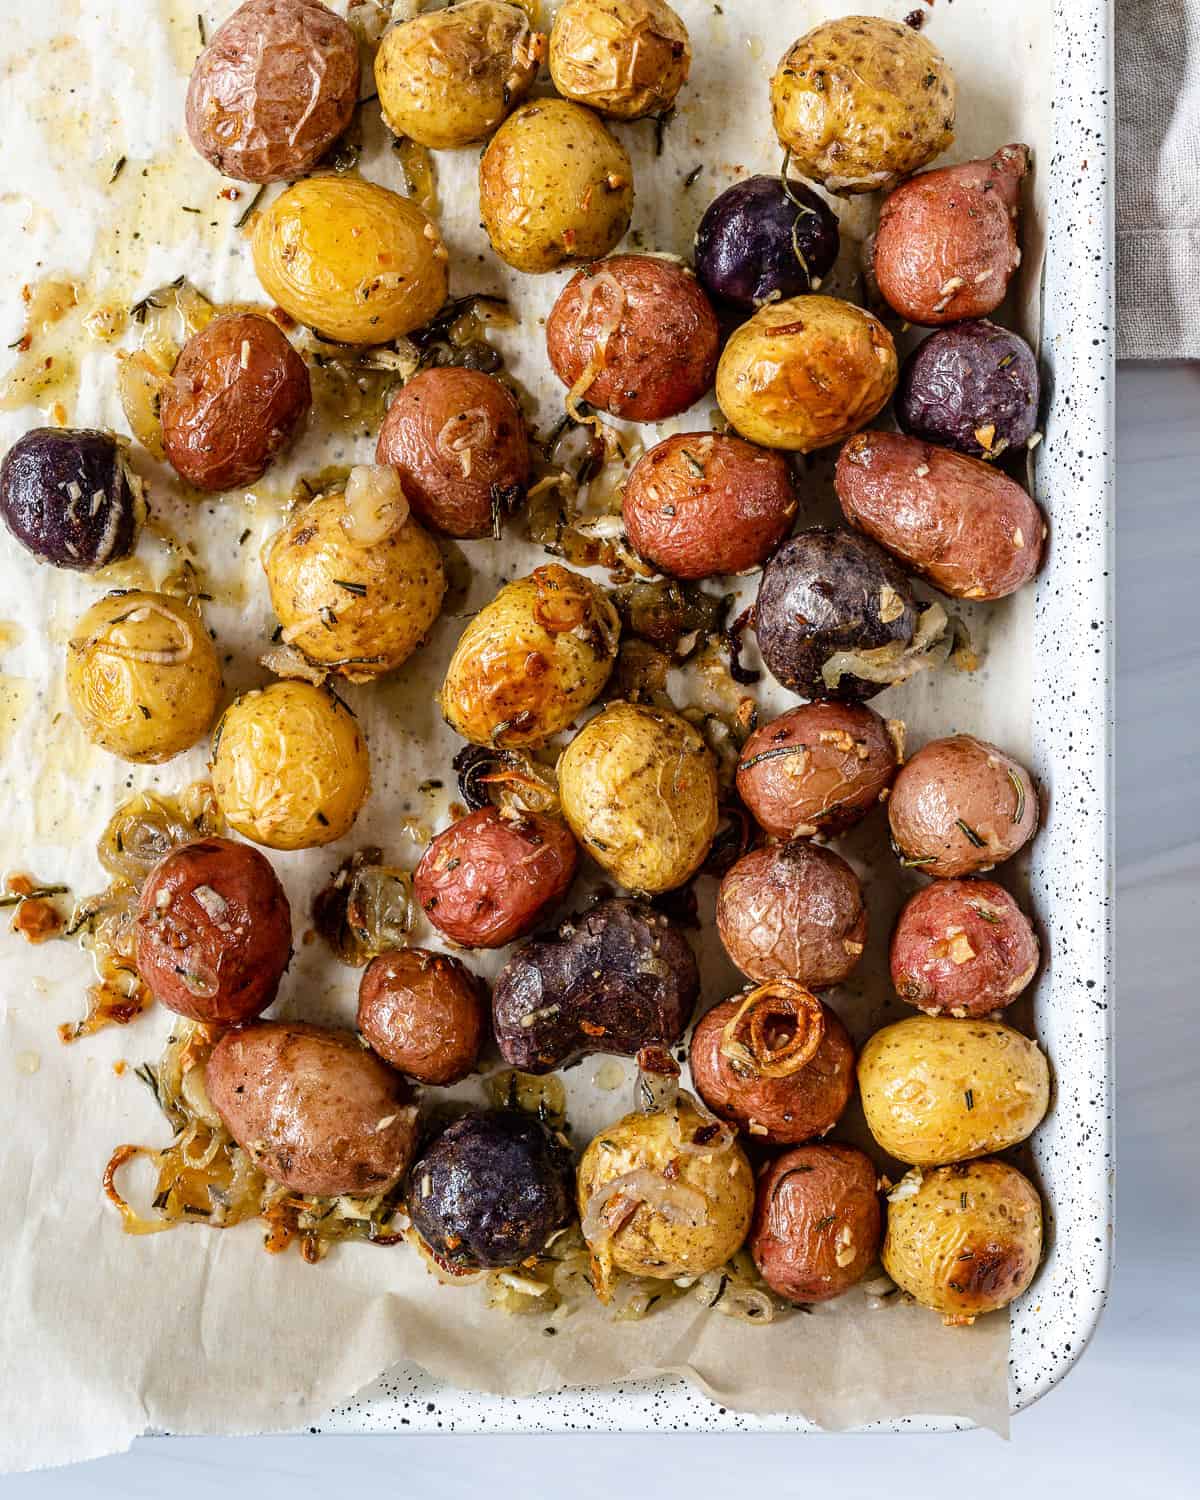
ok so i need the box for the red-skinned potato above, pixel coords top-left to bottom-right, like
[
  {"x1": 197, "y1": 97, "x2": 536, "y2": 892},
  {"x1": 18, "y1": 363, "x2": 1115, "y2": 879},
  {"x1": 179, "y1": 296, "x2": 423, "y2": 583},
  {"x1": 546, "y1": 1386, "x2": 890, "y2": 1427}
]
[
  {"x1": 546, "y1": 255, "x2": 719, "y2": 422},
  {"x1": 891, "y1": 879, "x2": 1039, "y2": 1017},
  {"x1": 414, "y1": 806, "x2": 578, "y2": 948},
  {"x1": 358, "y1": 948, "x2": 487, "y2": 1084},
  {"x1": 622, "y1": 432, "x2": 797, "y2": 579},
  {"x1": 873, "y1": 145, "x2": 1030, "y2": 325},
  {"x1": 836, "y1": 431, "x2": 1044, "y2": 600}
]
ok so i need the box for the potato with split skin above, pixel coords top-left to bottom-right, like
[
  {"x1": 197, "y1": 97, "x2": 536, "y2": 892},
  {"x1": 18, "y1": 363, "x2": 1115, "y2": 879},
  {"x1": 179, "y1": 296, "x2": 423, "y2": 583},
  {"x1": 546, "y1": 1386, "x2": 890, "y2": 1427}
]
[
  {"x1": 357, "y1": 948, "x2": 487, "y2": 1085},
  {"x1": 891, "y1": 879, "x2": 1040, "y2": 1018},
  {"x1": 549, "y1": 0, "x2": 690, "y2": 120}
]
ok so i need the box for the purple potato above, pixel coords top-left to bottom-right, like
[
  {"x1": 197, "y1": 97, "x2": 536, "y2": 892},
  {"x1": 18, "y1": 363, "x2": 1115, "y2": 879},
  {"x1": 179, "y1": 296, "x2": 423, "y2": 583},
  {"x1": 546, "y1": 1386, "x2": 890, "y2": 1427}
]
[
  {"x1": 694, "y1": 175, "x2": 840, "y2": 310},
  {"x1": 1, "y1": 428, "x2": 146, "y2": 570},
  {"x1": 896, "y1": 320, "x2": 1040, "y2": 460}
]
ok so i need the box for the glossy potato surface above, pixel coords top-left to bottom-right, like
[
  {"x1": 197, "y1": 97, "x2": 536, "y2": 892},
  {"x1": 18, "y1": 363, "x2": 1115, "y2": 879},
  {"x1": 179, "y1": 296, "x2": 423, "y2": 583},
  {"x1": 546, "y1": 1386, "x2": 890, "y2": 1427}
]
[
  {"x1": 549, "y1": 0, "x2": 690, "y2": 119},
  {"x1": 890, "y1": 879, "x2": 1039, "y2": 1018},
  {"x1": 358, "y1": 948, "x2": 486, "y2": 1085},
  {"x1": 750, "y1": 1144, "x2": 881, "y2": 1302}
]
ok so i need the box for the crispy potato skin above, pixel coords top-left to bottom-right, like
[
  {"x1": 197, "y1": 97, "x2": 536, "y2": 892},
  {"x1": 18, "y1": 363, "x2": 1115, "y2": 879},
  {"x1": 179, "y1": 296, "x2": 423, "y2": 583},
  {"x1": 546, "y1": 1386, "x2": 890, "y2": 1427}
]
[
  {"x1": 689, "y1": 997, "x2": 855, "y2": 1145},
  {"x1": 891, "y1": 879, "x2": 1039, "y2": 1018},
  {"x1": 751, "y1": 1144, "x2": 881, "y2": 1301},
  {"x1": 716, "y1": 841, "x2": 867, "y2": 989},
  {"x1": 549, "y1": 0, "x2": 690, "y2": 119},
  {"x1": 375, "y1": 368, "x2": 530, "y2": 539},
  {"x1": 883, "y1": 1160, "x2": 1043, "y2": 1324},
  {"x1": 559, "y1": 701, "x2": 719, "y2": 894},
  {"x1": 440, "y1": 565, "x2": 619, "y2": 748},
  {"x1": 161, "y1": 313, "x2": 310, "y2": 492},
  {"x1": 836, "y1": 431, "x2": 1044, "y2": 601},
  {"x1": 479, "y1": 99, "x2": 634, "y2": 273},
  {"x1": 858, "y1": 1015, "x2": 1049, "y2": 1166},
  {"x1": 252, "y1": 177, "x2": 449, "y2": 344},
  {"x1": 358, "y1": 947, "x2": 487, "y2": 1084},
  {"x1": 414, "y1": 807, "x2": 578, "y2": 949},
  {"x1": 185, "y1": 0, "x2": 360, "y2": 183},
  {"x1": 622, "y1": 432, "x2": 796, "y2": 579},
  {"x1": 888, "y1": 734, "x2": 1038, "y2": 878},
  {"x1": 769, "y1": 16, "x2": 955, "y2": 194},
  {"x1": 207, "y1": 1021, "x2": 419, "y2": 1197},
  {"x1": 135, "y1": 837, "x2": 292, "y2": 1024},
  {"x1": 375, "y1": 1, "x2": 545, "y2": 149},
  {"x1": 873, "y1": 146, "x2": 1030, "y2": 325},
  {"x1": 66, "y1": 591, "x2": 222, "y2": 764},
  {"x1": 716, "y1": 296, "x2": 897, "y2": 452},
  {"x1": 736, "y1": 702, "x2": 899, "y2": 839}
]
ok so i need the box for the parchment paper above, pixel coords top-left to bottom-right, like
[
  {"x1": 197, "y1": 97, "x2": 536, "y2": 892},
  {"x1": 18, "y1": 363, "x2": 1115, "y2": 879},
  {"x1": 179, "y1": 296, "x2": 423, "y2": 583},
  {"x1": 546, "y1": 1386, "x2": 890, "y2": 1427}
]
[{"x1": 0, "y1": 0, "x2": 1051, "y2": 1471}]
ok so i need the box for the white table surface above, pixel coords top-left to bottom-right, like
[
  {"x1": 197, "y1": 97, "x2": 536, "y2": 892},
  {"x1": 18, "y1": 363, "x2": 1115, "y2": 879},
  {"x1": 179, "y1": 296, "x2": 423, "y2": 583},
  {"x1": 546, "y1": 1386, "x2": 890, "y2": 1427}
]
[{"x1": 5, "y1": 362, "x2": 1196, "y2": 1495}]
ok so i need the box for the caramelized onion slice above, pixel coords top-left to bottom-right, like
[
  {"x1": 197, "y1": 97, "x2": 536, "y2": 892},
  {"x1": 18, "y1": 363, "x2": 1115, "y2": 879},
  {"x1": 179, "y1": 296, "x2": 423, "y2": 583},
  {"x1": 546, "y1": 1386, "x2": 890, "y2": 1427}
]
[{"x1": 719, "y1": 980, "x2": 825, "y2": 1079}]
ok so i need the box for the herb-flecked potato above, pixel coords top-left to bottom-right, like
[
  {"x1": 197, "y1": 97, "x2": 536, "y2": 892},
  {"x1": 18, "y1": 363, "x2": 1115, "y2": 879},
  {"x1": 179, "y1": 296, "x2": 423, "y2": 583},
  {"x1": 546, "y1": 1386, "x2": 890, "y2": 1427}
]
[
  {"x1": 357, "y1": 947, "x2": 487, "y2": 1085},
  {"x1": 736, "y1": 702, "x2": 900, "y2": 839},
  {"x1": 161, "y1": 312, "x2": 311, "y2": 492},
  {"x1": 836, "y1": 431, "x2": 1045, "y2": 601},
  {"x1": 440, "y1": 564, "x2": 620, "y2": 748},
  {"x1": 375, "y1": 367, "x2": 530, "y2": 539},
  {"x1": 66, "y1": 590, "x2": 222, "y2": 763},
  {"x1": 478, "y1": 99, "x2": 634, "y2": 274},
  {"x1": 857, "y1": 1015, "x2": 1050, "y2": 1166},
  {"x1": 883, "y1": 1160, "x2": 1043, "y2": 1325},
  {"x1": 891, "y1": 879, "x2": 1040, "y2": 1018},
  {"x1": 492, "y1": 897, "x2": 698, "y2": 1072},
  {"x1": 558, "y1": 701, "x2": 719, "y2": 894},
  {"x1": 750, "y1": 1144, "x2": 882, "y2": 1302},
  {"x1": 694, "y1": 175, "x2": 840, "y2": 310},
  {"x1": 549, "y1": 0, "x2": 690, "y2": 120},
  {"x1": 873, "y1": 146, "x2": 1030, "y2": 326},
  {"x1": 888, "y1": 734, "x2": 1038, "y2": 878},
  {"x1": 251, "y1": 177, "x2": 449, "y2": 344},
  {"x1": 545, "y1": 256, "x2": 719, "y2": 422},
  {"x1": 263, "y1": 470, "x2": 445, "y2": 681},
  {"x1": 211, "y1": 680, "x2": 370, "y2": 850},
  {"x1": 689, "y1": 986, "x2": 856, "y2": 1145},
  {"x1": 716, "y1": 841, "x2": 867, "y2": 989},
  {"x1": 414, "y1": 806, "x2": 578, "y2": 949},
  {"x1": 185, "y1": 0, "x2": 360, "y2": 184},
  {"x1": 206, "y1": 1020, "x2": 419, "y2": 1197},
  {"x1": 135, "y1": 837, "x2": 292, "y2": 1025},
  {"x1": 622, "y1": 432, "x2": 797, "y2": 579},
  {"x1": 375, "y1": 1, "x2": 546, "y2": 150},
  {"x1": 896, "y1": 321, "x2": 1040, "y2": 459},
  {"x1": 715, "y1": 296, "x2": 898, "y2": 452},
  {"x1": 769, "y1": 16, "x2": 956, "y2": 194}
]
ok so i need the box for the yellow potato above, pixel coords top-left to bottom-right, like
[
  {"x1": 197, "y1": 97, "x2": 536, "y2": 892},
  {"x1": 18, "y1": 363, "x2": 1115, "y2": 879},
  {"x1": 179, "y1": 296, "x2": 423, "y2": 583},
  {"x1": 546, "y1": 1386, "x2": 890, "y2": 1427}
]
[
  {"x1": 857, "y1": 1015, "x2": 1049, "y2": 1167},
  {"x1": 549, "y1": 0, "x2": 690, "y2": 120},
  {"x1": 251, "y1": 177, "x2": 448, "y2": 344}
]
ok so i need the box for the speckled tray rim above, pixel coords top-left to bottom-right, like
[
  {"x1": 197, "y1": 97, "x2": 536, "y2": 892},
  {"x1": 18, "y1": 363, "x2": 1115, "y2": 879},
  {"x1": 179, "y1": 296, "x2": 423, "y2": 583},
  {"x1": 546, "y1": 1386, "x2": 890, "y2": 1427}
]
[{"x1": 317, "y1": 0, "x2": 1116, "y2": 1437}]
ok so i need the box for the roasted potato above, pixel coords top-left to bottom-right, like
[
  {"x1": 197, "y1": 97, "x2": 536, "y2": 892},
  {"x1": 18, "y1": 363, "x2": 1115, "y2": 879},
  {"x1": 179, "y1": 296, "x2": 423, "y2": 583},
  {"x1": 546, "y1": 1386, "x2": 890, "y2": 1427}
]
[
  {"x1": 66, "y1": 591, "x2": 222, "y2": 764},
  {"x1": 874, "y1": 145, "x2": 1030, "y2": 325},
  {"x1": 185, "y1": 0, "x2": 360, "y2": 183},
  {"x1": 750, "y1": 1143, "x2": 882, "y2": 1302},
  {"x1": 375, "y1": 1, "x2": 545, "y2": 150},
  {"x1": 558, "y1": 701, "x2": 718, "y2": 894},
  {"x1": 896, "y1": 321, "x2": 1041, "y2": 460},
  {"x1": 251, "y1": 177, "x2": 449, "y2": 344},
  {"x1": 206, "y1": 1020, "x2": 419, "y2": 1197},
  {"x1": 836, "y1": 431, "x2": 1045, "y2": 601},
  {"x1": 357, "y1": 947, "x2": 487, "y2": 1085},
  {"x1": 211, "y1": 680, "x2": 370, "y2": 850},
  {"x1": 858, "y1": 1015, "x2": 1050, "y2": 1166},
  {"x1": 135, "y1": 837, "x2": 292, "y2": 1025},
  {"x1": 478, "y1": 99, "x2": 634, "y2": 274},
  {"x1": 622, "y1": 432, "x2": 796, "y2": 579},
  {"x1": 694, "y1": 174, "x2": 840, "y2": 310},
  {"x1": 715, "y1": 296, "x2": 897, "y2": 452},
  {"x1": 549, "y1": 0, "x2": 690, "y2": 119},
  {"x1": 883, "y1": 1160, "x2": 1043, "y2": 1324},
  {"x1": 769, "y1": 16, "x2": 956, "y2": 194},
  {"x1": 440, "y1": 565, "x2": 619, "y2": 747},
  {"x1": 891, "y1": 879, "x2": 1040, "y2": 1018},
  {"x1": 888, "y1": 734, "x2": 1038, "y2": 878}
]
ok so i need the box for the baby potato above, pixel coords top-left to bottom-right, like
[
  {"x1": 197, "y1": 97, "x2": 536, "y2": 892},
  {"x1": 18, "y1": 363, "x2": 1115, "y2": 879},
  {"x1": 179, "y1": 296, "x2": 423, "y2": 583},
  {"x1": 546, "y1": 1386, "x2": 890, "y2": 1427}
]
[
  {"x1": 211, "y1": 680, "x2": 370, "y2": 850},
  {"x1": 66, "y1": 590, "x2": 222, "y2": 764},
  {"x1": 883, "y1": 1160, "x2": 1043, "y2": 1325},
  {"x1": 549, "y1": 0, "x2": 690, "y2": 120},
  {"x1": 479, "y1": 99, "x2": 634, "y2": 273},
  {"x1": 559, "y1": 701, "x2": 718, "y2": 894},
  {"x1": 440, "y1": 564, "x2": 620, "y2": 748},
  {"x1": 716, "y1": 296, "x2": 898, "y2": 452},
  {"x1": 358, "y1": 947, "x2": 487, "y2": 1085},
  {"x1": 896, "y1": 320, "x2": 1041, "y2": 460},
  {"x1": 252, "y1": 177, "x2": 449, "y2": 344},
  {"x1": 858, "y1": 1015, "x2": 1050, "y2": 1167},
  {"x1": 263, "y1": 468, "x2": 445, "y2": 681},
  {"x1": 770, "y1": 16, "x2": 956, "y2": 194}
]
